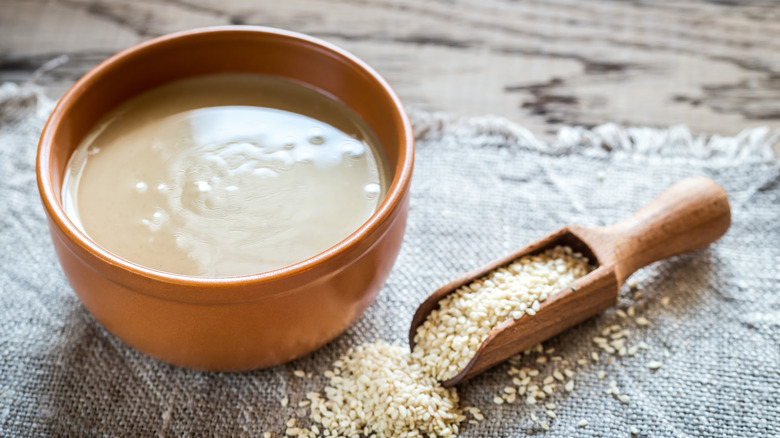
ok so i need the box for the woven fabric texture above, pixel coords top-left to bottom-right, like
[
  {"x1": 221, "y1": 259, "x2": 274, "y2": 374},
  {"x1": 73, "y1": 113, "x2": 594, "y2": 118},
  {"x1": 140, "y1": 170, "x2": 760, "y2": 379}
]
[{"x1": 1, "y1": 82, "x2": 778, "y2": 437}]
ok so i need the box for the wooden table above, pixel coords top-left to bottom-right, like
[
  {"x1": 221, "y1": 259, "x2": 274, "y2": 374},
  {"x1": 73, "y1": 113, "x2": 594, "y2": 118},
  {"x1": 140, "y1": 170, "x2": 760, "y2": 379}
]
[{"x1": 2, "y1": 0, "x2": 779, "y2": 144}]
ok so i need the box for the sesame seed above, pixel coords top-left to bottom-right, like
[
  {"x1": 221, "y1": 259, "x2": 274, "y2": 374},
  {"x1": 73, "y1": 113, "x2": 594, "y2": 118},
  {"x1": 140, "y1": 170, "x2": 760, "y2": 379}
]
[
  {"x1": 280, "y1": 397, "x2": 289, "y2": 407},
  {"x1": 630, "y1": 426, "x2": 640, "y2": 435},
  {"x1": 578, "y1": 419, "x2": 589, "y2": 428},
  {"x1": 648, "y1": 361, "x2": 663, "y2": 371},
  {"x1": 635, "y1": 317, "x2": 650, "y2": 326},
  {"x1": 597, "y1": 371, "x2": 607, "y2": 380},
  {"x1": 540, "y1": 420, "x2": 550, "y2": 431},
  {"x1": 493, "y1": 396, "x2": 504, "y2": 405},
  {"x1": 293, "y1": 369, "x2": 306, "y2": 378},
  {"x1": 565, "y1": 380, "x2": 575, "y2": 392},
  {"x1": 661, "y1": 296, "x2": 671, "y2": 307},
  {"x1": 618, "y1": 395, "x2": 630, "y2": 404}
]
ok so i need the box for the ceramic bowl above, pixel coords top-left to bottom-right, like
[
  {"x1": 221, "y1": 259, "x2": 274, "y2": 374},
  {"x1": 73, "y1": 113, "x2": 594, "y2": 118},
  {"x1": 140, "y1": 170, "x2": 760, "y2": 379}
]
[{"x1": 36, "y1": 26, "x2": 413, "y2": 371}]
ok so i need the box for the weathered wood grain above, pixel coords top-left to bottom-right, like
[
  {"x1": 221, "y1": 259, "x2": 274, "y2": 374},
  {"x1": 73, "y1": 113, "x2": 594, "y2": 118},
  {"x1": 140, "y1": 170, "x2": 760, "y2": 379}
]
[{"x1": 2, "y1": 0, "x2": 779, "y2": 141}]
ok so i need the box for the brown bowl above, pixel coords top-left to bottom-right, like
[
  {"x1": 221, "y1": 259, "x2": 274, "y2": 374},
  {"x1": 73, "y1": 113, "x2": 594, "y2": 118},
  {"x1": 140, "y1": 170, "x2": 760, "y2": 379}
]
[{"x1": 36, "y1": 26, "x2": 414, "y2": 371}]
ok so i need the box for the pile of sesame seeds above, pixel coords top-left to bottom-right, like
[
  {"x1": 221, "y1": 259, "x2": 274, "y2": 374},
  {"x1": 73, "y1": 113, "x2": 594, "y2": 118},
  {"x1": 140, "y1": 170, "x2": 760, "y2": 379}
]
[
  {"x1": 281, "y1": 341, "x2": 476, "y2": 438},
  {"x1": 411, "y1": 245, "x2": 593, "y2": 381},
  {"x1": 273, "y1": 248, "x2": 671, "y2": 437}
]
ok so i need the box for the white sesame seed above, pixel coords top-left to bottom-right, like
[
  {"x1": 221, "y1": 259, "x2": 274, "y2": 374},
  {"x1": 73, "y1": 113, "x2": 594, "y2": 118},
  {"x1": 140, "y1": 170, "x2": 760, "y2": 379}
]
[
  {"x1": 493, "y1": 396, "x2": 504, "y2": 405},
  {"x1": 661, "y1": 296, "x2": 671, "y2": 307},
  {"x1": 578, "y1": 419, "x2": 588, "y2": 428},
  {"x1": 635, "y1": 317, "x2": 650, "y2": 326},
  {"x1": 648, "y1": 361, "x2": 663, "y2": 370},
  {"x1": 618, "y1": 395, "x2": 630, "y2": 404},
  {"x1": 281, "y1": 397, "x2": 289, "y2": 407},
  {"x1": 540, "y1": 420, "x2": 550, "y2": 431},
  {"x1": 597, "y1": 370, "x2": 607, "y2": 380},
  {"x1": 630, "y1": 426, "x2": 640, "y2": 435},
  {"x1": 565, "y1": 380, "x2": 575, "y2": 392}
]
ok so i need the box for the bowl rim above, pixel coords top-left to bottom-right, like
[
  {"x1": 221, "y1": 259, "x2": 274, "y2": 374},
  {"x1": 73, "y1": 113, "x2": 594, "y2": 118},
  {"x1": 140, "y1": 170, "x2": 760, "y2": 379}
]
[{"x1": 36, "y1": 25, "x2": 414, "y2": 297}]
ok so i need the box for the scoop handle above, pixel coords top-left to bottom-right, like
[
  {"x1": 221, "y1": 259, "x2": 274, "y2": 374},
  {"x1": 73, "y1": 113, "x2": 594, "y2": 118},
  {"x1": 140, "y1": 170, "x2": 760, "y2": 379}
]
[{"x1": 590, "y1": 177, "x2": 731, "y2": 285}]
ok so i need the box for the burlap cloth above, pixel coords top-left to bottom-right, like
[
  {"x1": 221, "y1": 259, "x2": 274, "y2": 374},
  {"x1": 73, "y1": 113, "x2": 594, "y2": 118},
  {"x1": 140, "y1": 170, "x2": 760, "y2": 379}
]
[{"x1": 1, "y1": 81, "x2": 778, "y2": 437}]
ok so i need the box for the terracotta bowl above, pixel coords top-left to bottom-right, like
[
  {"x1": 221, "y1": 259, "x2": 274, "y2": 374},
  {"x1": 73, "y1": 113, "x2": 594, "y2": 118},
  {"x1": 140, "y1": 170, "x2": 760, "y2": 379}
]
[{"x1": 36, "y1": 26, "x2": 414, "y2": 371}]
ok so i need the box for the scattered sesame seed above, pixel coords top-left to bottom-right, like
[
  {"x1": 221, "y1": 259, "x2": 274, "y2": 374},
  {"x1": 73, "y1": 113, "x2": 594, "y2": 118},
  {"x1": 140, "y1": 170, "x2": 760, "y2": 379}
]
[
  {"x1": 540, "y1": 420, "x2": 550, "y2": 430},
  {"x1": 648, "y1": 361, "x2": 663, "y2": 371},
  {"x1": 630, "y1": 425, "x2": 640, "y2": 435},
  {"x1": 592, "y1": 352, "x2": 600, "y2": 362},
  {"x1": 280, "y1": 397, "x2": 289, "y2": 407},
  {"x1": 598, "y1": 370, "x2": 607, "y2": 380},
  {"x1": 565, "y1": 380, "x2": 575, "y2": 392},
  {"x1": 627, "y1": 307, "x2": 636, "y2": 317},
  {"x1": 618, "y1": 395, "x2": 630, "y2": 404},
  {"x1": 493, "y1": 396, "x2": 505, "y2": 405},
  {"x1": 578, "y1": 419, "x2": 589, "y2": 428},
  {"x1": 545, "y1": 402, "x2": 557, "y2": 410},
  {"x1": 263, "y1": 433, "x2": 272, "y2": 438},
  {"x1": 661, "y1": 296, "x2": 671, "y2": 307},
  {"x1": 633, "y1": 291, "x2": 643, "y2": 300},
  {"x1": 616, "y1": 309, "x2": 628, "y2": 319},
  {"x1": 546, "y1": 410, "x2": 557, "y2": 419},
  {"x1": 635, "y1": 317, "x2": 650, "y2": 326},
  {"x1": 293, "y1": 369, "x2": 306, "y2": 378}
]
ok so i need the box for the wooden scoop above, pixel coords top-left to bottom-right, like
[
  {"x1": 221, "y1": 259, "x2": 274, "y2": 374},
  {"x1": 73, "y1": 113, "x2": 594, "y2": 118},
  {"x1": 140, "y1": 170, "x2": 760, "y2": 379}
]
[{"x1": 409, "y1": 177, "x2": 731, "y2": 387}]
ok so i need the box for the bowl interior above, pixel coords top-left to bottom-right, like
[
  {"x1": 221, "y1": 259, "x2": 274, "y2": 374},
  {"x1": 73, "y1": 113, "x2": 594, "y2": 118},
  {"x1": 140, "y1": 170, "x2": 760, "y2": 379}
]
[{"x1": 40, "y1": 26, "x2": 413, "y2": 288}]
